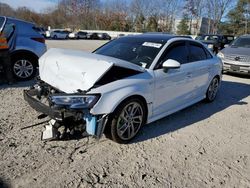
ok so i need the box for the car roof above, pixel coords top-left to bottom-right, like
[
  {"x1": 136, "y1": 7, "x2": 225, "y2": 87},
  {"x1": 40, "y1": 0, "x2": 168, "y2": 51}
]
[
  {"x1": 3, "y1": 16, "x2": 34, "y2": 26},
  {"x1": 240, "y1": 34, "x2": 250, "y2": 38},
  {"x1": 123, "y1": 34, "x2": 179, "y2": 43},
  {"x1": 200, "y1": 34, "x2": 234, "y2": 37}
]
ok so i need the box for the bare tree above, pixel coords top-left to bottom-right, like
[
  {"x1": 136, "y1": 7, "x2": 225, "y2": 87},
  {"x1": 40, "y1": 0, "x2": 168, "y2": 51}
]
[
  {"x1": 184, "y1": 0, "x2": 206, "y2": 34},
  {"x1": 159, "y1": 0, "x2": 182, "y2": 32},
  {"x1": 206, "y1": 0, "x2": 234, "y2": 34},
  {"x1": 0, "y1": 3, "x2": 16, "y2": 17}
]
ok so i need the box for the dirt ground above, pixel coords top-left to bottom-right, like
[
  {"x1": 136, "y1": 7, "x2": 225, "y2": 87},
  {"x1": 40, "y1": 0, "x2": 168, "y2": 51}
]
[{"x1": 0, "y1": 40, "x2": 250, "y2": 188}]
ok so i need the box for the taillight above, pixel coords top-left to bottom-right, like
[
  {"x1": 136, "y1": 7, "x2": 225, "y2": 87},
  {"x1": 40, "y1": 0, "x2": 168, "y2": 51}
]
[{"x1": 31, "y1": 37, "x2": 45, "y2": 43}]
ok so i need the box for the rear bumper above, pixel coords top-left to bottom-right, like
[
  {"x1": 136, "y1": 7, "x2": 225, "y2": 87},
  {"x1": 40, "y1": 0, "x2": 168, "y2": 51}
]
[{"x1": 23, "y1": 89, "x2": 63, "y2": 120}]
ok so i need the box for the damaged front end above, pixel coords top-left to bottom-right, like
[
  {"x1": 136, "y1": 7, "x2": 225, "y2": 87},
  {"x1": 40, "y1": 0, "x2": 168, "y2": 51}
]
[{"x1": 23, "y1": 80, "x2": 108, "y2": 141}]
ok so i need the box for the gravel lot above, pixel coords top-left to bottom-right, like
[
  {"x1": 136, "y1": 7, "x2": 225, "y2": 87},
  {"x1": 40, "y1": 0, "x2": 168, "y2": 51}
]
[{"x1": 0, "y1": 40, "x2": 250, "y2": 188}]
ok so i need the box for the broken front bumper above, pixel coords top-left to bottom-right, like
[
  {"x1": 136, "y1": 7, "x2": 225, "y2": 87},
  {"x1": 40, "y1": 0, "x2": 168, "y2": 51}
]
[
  {"x1": 23, "y1": 88, "x2": 108, "y2": 140},
  {"x1": 24, "y1": 89, "x2": 63, "y2": 120}
]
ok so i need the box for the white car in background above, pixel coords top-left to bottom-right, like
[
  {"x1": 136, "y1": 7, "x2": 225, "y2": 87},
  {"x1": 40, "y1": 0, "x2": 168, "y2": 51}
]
[
  {"x1": 68, "y1": 32, "x2": 77, "y2": 39},
  {"x1": 50, "y1": 30, "x2": 70, "y2": 39},
  {"x1": 24, "y1": 34, "x2": 222, "y2": 143}
]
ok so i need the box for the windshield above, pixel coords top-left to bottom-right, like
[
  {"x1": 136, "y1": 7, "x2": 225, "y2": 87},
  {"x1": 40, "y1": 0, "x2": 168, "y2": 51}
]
[
  {"x1": 225, "y1": 36, "x2": 234, "y2": 42},
  {"x1": 196, "y1": 35, "x2": 218, "y2": 41},
  {"x1": 231, "y1": 37, "x2": 250, "y2": 48},
  {"x1": 94, "y1": 38, "x2": 165, "y2": 68}
]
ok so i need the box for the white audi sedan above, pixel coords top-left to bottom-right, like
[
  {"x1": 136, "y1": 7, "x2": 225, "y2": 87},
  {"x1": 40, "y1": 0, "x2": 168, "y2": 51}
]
[{"x1": 24, "y1": 34, "x2": 222, "y2": 143}]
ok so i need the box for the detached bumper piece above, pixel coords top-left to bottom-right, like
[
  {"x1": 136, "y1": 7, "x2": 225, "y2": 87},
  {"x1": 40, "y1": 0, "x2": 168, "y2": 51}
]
[
  {"x1": 23, "y1": 88, "x2": 108, "y2": 141},
  {"x1": 42, "y1": 119, "x2": 59, "y2": 141}
]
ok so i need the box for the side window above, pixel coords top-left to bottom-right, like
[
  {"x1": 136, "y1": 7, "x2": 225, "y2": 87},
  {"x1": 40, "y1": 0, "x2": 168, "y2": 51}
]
[
  {"x1": 2, "y1": 23, "x2": 15, "y2": 41},
  {"x1": 155, "y1": 41, "x2": 188, "y2": 69},
  {"x1": 204, "y1": 47, "x2": 213, "y2": 59},
  {"x1": 189, "y1": 43, "x2": 207, "y2": 62}
]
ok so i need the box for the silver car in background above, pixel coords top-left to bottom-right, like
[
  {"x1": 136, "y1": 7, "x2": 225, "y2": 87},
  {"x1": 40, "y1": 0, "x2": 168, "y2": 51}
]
[
  {"x1": 50, "y1": 30, "x2": 70, "y2": 39},
  {"x1": 218, "y1": 35, "x2": 250, "y2": 75},
  {"x1": 0, "y1": 16, "x2": 47, "y2": 80}
]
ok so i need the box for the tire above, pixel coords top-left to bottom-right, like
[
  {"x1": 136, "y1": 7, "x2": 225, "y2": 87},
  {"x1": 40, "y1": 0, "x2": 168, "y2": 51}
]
[
  {"x1": 109, "y1": 98, "x2": 147, "y2": 144},
  {"x1": 11, "y1": 54, "x2": 37, "y2": 81},
  {"x1": 205, "y1": 77, "x2": 220, "y2": 102},
  {"x1": 53, "y1": 35, "x2": 57, "y2": 39}
]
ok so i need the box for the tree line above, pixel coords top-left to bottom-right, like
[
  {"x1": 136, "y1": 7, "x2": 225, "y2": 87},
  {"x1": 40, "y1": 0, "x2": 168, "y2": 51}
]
[{"x1": 0, "y1": 0, "x2": 249, "y2": 35}]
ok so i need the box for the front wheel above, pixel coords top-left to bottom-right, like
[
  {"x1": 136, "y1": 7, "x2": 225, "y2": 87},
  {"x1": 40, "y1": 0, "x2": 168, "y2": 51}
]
[
  {"x1": 206, "y1": 77, "x2": 220, "y2": 102},
  {"x1": 109, "y1": 98, "x2": 147, "y2": 144}
]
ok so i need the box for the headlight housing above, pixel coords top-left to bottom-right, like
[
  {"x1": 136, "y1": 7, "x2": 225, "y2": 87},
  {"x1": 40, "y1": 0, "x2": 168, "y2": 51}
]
[
  {"x1": 51, "y1": 94, "x2": 100, "y2": 109},
  {"x1": 217, "y1": 52, "x2": 224, "y2": 59}
]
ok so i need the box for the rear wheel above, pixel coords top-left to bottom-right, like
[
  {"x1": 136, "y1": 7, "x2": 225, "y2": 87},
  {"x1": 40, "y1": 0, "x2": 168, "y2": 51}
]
[
  {"x1": 109, "y1": 98, "x2": 146, "y2": 144},
  {"x1": 12, "y1": 54, "x2": 37, "y2": 81},
  {"x1": 206, "y1": 77, "x2": 220, "y2": 102}
]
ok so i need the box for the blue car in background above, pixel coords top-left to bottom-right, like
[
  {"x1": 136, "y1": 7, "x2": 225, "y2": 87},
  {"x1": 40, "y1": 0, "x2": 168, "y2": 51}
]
[{"x1": 0, "y1": 16, "x2": 47, "y2": 80}]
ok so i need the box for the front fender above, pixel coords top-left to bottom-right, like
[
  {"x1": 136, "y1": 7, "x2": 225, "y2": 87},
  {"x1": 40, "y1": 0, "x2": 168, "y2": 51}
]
[
  {"x1": 89, "y1": 71, "x2": 154, "y2": 116},
  {"x1": 90, "y1": 85, "x2": 153, "y2": 116}
]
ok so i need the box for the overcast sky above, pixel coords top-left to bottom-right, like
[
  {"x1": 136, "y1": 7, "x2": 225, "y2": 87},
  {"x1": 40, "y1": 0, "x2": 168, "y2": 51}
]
[{"x1": 0, "y1": 0, "x2": 59, "y2": 12}]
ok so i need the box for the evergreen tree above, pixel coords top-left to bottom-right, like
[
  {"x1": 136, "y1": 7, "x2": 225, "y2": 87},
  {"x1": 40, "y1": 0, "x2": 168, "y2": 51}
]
[
  {"x1": 146, "y1": 16, "x2": 158, "y2": 32},
  {"x1": 226, "y1": 0, "x2": 250, "y2": 35},
  {"x1": 177, "y1": 14, "x2": 191, "y2": 35},
  {"x1": 134, "y1": 13, "x2": 145, "y2": 32}
]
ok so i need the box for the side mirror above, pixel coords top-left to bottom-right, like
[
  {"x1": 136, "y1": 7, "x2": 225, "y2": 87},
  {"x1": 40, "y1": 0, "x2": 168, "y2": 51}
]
[{"x1": 162, "y1": 59, "x2": 181, "y2": 70}]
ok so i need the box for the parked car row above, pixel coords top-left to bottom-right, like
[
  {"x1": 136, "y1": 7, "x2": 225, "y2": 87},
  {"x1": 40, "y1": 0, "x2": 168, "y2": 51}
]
[
  {"x1": 48, "y1": 30, "x2": 111, "y2": 40},
  {"x1": 195, "y1": 34, "x2": 235, "y2": 54}
]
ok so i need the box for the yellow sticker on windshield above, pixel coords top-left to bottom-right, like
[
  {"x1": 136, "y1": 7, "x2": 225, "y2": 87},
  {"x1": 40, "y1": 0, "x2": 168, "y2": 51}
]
[{"x1": 142, "y1": 42, "x2": 162, "y2": 48}]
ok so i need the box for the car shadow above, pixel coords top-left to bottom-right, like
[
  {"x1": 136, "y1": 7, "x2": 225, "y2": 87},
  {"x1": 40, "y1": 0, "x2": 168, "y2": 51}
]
[
  {"x1": 131, "y1": 80, "x2": 250, "y2": 144},
  {"x1": 223, "y1": 72, "x2": 250, "y2": 79},
  {"x1": 0, "y1": 177, "x2": 10, "y2": 188},
  {"x1": 0, "y1": 80, "x2": 35, "y2": 90},
  {"x1": 3, "y1": 79, "x2": 249, "y2": 144}
]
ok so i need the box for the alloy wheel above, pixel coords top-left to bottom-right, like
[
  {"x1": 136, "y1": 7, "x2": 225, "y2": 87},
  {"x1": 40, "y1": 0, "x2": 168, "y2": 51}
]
[
  {"x1": 116, "y1": 102, "x2": 144, "y2": 141},
  {"x1": 208, "y1": 78, "x2": 219, "y2": 101},
  {"x1": 13, "y1": 59, "x2": 34, "y2": 79}
]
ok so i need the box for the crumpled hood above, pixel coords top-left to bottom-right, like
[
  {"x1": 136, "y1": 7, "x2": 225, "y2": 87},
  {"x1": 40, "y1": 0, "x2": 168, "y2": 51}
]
[{"x1": 39, "y1": 48, "x2": 144, "y2": 93}]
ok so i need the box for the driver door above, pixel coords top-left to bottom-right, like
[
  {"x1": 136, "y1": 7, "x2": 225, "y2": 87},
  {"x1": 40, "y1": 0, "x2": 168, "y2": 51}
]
[{"x1": 153, "y1": 41, "x2": 195, "y2": 117}]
